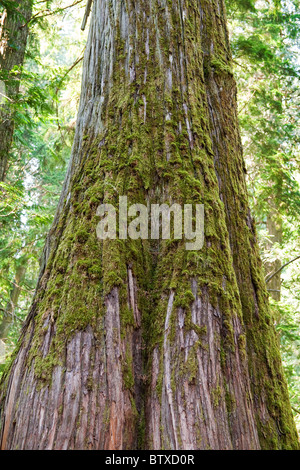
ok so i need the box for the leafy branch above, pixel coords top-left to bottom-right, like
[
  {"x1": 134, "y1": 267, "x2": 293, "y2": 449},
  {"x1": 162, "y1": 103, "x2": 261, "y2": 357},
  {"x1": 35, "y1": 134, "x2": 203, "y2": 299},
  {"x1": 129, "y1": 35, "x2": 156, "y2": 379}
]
[
  {"x1": 265, "y1": 255, "x2": 300, "y2": 284},
  {"x1": 21, "y1": 0, "x2": 85, "y2": 28}
]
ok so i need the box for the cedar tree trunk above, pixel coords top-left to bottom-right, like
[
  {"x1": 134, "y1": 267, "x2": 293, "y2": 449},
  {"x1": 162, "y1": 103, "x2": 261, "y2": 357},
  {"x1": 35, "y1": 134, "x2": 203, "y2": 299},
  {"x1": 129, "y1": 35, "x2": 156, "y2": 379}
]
[{"x1": 0, "y1": 0, "x2": 298, "y2": 450}]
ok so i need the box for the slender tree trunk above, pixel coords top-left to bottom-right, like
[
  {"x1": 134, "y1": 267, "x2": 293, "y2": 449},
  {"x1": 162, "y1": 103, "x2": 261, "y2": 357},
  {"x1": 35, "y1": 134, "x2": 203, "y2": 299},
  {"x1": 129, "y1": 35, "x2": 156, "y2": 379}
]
[
  {"x1": 265, "y1": 213, "x2": 282, "y2": 302},
  {"x1": 0, "y1": 262, "x2": 27, "y2": 345},
  {"x1": 0, "y1": 1, "x2": 32, "y2": 181},
  {"x1": 0, "y1": 0, "x2": 298, "y2": 450}
]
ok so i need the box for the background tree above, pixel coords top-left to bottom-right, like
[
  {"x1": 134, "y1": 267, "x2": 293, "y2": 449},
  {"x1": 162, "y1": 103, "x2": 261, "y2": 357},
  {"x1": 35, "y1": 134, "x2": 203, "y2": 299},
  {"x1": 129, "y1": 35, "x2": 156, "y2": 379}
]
[
  {"x1": 0, "y1": 0, "x2": 87, "y2": 366},
  {"x1": 0, "y1": 0, "x2": 298, "y2": 450},
  {"x1": 0, "y1": 0, "x2": 33, "y2": 181}
]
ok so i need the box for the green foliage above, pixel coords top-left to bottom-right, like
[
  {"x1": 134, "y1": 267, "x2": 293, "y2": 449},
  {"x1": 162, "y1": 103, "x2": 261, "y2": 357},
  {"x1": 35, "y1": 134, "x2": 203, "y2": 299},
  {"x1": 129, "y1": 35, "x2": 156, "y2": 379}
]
[
  {"x1": 0, "y1": 0, "x2": 87, "y2": 365},
  {"x1": 228, "y1": 0, "x2": 300, "y2": 432},
  {"x1": 226, "y1": 0, "x2": 256, "y2": 15}
]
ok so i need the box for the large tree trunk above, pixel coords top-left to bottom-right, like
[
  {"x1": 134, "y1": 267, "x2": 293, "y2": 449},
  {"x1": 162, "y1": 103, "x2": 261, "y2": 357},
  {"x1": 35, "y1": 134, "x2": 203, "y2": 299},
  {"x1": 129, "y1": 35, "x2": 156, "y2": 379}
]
[
  {"x1": 0, "y1": 0, "x2": 298, "y2": 450},
  {"x1": 0, "y1": 1, "x2": 32, "y2": 181}
]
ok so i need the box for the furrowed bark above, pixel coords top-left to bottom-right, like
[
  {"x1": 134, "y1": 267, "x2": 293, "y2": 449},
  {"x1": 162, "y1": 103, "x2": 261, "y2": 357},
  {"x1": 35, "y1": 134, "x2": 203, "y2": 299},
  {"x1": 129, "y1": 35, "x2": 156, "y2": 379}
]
[
  {"x1": 196, "y1": 1, "x2": 294, "y2": 448},
  {"x1": 0, "y1": 0, "x2": 298, "y2": 450}
]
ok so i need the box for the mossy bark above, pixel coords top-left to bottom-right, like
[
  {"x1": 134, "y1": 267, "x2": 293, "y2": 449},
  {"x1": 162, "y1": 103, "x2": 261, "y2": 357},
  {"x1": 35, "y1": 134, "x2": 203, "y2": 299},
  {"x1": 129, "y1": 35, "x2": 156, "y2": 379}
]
[
  {"x1": 0, "y1": 0, "x2": 298, "y2": 450},
  {"x1": 0, "y1": 1, "x2": 32, "y2": 182}
]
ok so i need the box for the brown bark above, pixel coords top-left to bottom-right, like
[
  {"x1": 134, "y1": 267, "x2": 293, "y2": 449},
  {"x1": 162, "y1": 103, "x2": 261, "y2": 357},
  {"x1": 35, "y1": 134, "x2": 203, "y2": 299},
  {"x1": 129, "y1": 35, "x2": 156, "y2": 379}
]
[
  {"x1": 0, "y1": 0, "x2": 298, "y2": 450},
  {"x1": 0, "y1": 1, "x2": 32, "y2": 181}
]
